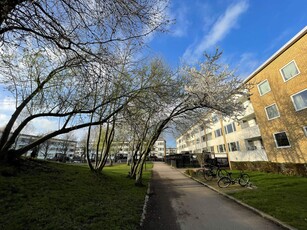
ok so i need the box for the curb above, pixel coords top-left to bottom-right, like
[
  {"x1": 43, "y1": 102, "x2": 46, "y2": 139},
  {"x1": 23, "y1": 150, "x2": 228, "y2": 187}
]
[
  {"x1": 179, "y1": 170, "x2": 297, "y2": 230},
  {"x1": 139, "y1": 182, "x2": 151, "y2": 227}
]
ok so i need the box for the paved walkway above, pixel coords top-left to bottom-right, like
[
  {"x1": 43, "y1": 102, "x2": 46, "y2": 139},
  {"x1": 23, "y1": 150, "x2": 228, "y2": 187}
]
[{"x1": 141, "y1": 162, "x2": 286, "y2": 230}]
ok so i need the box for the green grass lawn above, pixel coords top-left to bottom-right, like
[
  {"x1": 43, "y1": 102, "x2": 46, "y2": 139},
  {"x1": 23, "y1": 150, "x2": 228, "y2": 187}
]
[
  {"x1": 0, "y1": 160, "x2": 152, "y2": 230},
  {"x1": 193, "y1": 170, "x2": 307, "y2": 229}
]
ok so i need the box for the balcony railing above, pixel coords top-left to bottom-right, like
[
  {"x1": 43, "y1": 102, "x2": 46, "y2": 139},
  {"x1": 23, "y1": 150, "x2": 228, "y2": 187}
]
[{"x1": 238, "y1": 124, "x2": 261, "y2": 139}]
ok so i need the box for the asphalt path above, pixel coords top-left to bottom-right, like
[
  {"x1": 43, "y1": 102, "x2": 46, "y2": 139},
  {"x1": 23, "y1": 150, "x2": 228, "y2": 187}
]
[{"x1": 141, "y1": 162, "x2": 285, "y2": 230}]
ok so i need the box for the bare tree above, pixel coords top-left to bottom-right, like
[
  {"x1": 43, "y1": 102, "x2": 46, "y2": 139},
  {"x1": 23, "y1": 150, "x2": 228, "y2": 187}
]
[
  {"x1": 40, "y1": 139, "x2": 52, "y2": 160},
  {"x1": 0, "y1": 0, "x2": 170, "y2": 163},
  {"x1": 1, "y1": 0, "x2": 169, "y2": 57},
  {"x1": 58, "y1": 133, "x2": 76, "y2": 160},
  {"x1": 123, "y1": 52, "x2": 247, "y2": 186}
]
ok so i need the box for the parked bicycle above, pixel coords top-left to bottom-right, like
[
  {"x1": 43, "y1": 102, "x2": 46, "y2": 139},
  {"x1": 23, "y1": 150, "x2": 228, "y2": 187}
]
[
  {"x1": 196, "y1": 164, "x2": 228, "y2": 181},
  {"x1": 217, "y1": 171, "x2": 250, "y2": 188}
]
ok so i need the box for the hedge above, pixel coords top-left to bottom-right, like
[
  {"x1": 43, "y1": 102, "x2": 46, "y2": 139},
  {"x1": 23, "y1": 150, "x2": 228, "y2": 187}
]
[{"x1": 231, "y1": 161, "x2": 307, "y2": 177}]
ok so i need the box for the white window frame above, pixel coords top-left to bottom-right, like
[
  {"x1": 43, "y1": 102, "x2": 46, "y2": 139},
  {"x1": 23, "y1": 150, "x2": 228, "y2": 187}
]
[
  {"x1": 273, "y1": 131, "x2": 291, "y2": 148},
  {"x1": 257, "y1": 79, "x2": 271, "y2": 96},
  {"x1": 279, "y1": 60, "x2": 300, "y2": 82},
  {"x1": 224, "y1": 123, "x2": 236, "y2": 134},
  {"x1": 291, "y1": 89, "x2": 307, "y2": 112},
  {"x1": 217, "y1": 144, "x2": 226, "y2": 153},
  {"x1": 303, "y1": 126, "x2": 307, "y2": 137},
  {"x1": 228, "y1": 141, "x2": 240, "y2": 152},
  {"x1": 214, "y1": 128, "x2": 222, "y2": 137},
  {"x1": 265, "y1": 103, "x2": 280, "y2": 120}
]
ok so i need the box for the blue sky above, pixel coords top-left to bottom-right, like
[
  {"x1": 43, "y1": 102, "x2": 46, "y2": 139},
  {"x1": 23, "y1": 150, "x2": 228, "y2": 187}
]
[
  {"x1": 149, "y1": 0, "x2": 307, "y2": 147},
  {"x1": 1, "y1": 0, "x2": 307, "y2": 147},
  {"x1": 148, "y1": 0, "x2": 307, "y2": 79}
]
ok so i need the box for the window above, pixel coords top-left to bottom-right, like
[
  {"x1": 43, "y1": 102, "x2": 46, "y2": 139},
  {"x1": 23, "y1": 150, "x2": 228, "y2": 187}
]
[
  {"x1": 291, "y1": 89, "x2": 307, "y2": 111},
  {"x1": 274, "y1": 132, "x2": 290, "y2": 148},
  {"x1": 257, "y1": 80, "x2": 271, "y2": 96},
  {"x1": 265, "y1": 103, "x2": 280, "y2": 120},
  {"x1": 280, "y1": 60, "x2": 300, "y2": 81},
  {"x1": 214, "y1": 128, "x2": 222, "y2": 137},
  {"x1": 228, "y1": 142, "x2": 240, "y2": 152},
  {"x1": 224, "y1": 123, "x2": 236, "y2": 134},
  {"x1": 217, "y1": 144, "x2": 226, "y2": 153},
  {"x1": 246, "y1": 140, "x2": 257, "y2": 150},
  {"x1": 303, "y1": 126, "x2": 307, "y2": 137}
]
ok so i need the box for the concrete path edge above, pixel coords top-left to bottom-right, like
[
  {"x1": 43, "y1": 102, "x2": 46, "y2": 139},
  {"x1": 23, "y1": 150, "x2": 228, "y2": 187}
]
[
  {"x1": 139, "y1": 165, "x2": 298, "y2": 230},
  {"x1": 139, "y1": 182, "x2": 151, "y2": 227},
  {"x1": 177, "y1": 168, "x2": 297, "y2": 230}
]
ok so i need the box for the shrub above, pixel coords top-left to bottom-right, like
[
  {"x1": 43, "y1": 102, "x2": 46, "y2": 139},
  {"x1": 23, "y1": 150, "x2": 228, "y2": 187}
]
[
  {"x1": 184, "y1": 169, "x2": 196, "y2": 177},
  {"x1": 231, "y1": 161, "x2": 307, "y2": 177}
]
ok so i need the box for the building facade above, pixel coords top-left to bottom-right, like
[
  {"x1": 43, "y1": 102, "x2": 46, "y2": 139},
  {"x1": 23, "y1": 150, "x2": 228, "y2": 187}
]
[
  {"x1": 165, "y1": 147, "x2": 177, "y2": 155},
  {"x1": 245, "y1": 26, "x2": 307, "y2": 163},
  {"x1": 79, "y1": 138, "x2": 167, "y2": 161},
  {"x1": 176, "y1": 26, "x2": 307, "y2": 164},
  {"x1": 5, "y1": 133, "x2": 77, "y2": 160},
  {"x1": 176, "y1": 101, "x2": 268, "y2": 162},
  {"x1": 151, "y1": 138, "x2": 166, "y2": 159}
]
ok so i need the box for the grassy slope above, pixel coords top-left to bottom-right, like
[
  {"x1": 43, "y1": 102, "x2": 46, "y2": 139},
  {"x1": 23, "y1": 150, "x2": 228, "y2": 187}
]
[
  {"x1": 193, "y1": 170, "x2": 307, "y2": 229},
  {"x1": 232, "y1": 172, "x2": 307, "y2": 230},
  {"x1": 0, "y1": 160, "x2": 151, "y2": 230}
]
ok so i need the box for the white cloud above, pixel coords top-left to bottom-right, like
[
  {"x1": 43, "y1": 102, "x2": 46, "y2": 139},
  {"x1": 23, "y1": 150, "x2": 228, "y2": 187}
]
[
  {"x1": 0, "y1": 97, "x2": 16, "y2": 113},
  {"x1": 182, "y1": 0, "x2": 249, "y2": 64},
  {"x1": 0, "y1": 114, "x2": 10, "y2": 129},
  {"x1": 0, "y1": 97, "x2": 16, "y2": 129},
  {"x1": 168, "y1": 3, "x2": 190, "y2": 37},
  {"x1": 236, "y1": 52, "x2": 261, "y2": 79},
  {"x1": 30, "y1": 118, "x2": 59, "y2": 135}
]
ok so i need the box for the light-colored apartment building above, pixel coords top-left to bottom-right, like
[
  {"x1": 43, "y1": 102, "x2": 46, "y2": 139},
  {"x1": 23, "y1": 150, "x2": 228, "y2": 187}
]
[
  {"x1": 151, "y1": 138, "x2": 166, "y2": 159},
  {"x1": 177, "y1": 26, "x2": 307, "y2": 164},
  {"x1": 87, "y1": 138, "x2": 167, "y2": 160},
  {"x1": 244, "y1": 26, "x2": 307, "y2": 163},
  {"x1": 8, "y1": 133, "x2": 77, "y2": 159},
  {"x1": 165, "y1": 147, "x2": 177, "y2": 155},
  {"x1": 176, "y1": 99, "x2": 268, "y2": 162}
]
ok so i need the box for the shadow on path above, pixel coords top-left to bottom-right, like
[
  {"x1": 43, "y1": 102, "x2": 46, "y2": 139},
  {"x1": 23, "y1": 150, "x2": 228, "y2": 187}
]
[{"x1": 141, "y1": 162, "x2": 286, "y2": 230}]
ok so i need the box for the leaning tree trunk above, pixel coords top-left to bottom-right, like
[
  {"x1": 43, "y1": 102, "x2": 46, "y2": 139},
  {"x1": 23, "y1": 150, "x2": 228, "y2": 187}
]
[{"x1": 135, "y1": 154, "x2": 147, "y2": 187}]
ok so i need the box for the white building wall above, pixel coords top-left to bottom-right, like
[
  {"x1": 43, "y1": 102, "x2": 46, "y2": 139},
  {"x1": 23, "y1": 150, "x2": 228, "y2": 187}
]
[{"x1": 176, "y1": 99, "x2": 269, "y2": 162}]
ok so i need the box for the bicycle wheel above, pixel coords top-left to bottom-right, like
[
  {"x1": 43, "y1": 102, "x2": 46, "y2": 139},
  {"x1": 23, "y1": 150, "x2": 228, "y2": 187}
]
[
  {"x1": 239, "y1": 174, "x2": 250, "y2": 187},
  {"x1": 217, "y1": 169, "x2": 228, "y2": 178},
  {"x1": 218, "y1": 177, "x2": 231, "y2": 188},
  {"x1": 204, "y1": 171, "x2": 214, "y2": 181}
]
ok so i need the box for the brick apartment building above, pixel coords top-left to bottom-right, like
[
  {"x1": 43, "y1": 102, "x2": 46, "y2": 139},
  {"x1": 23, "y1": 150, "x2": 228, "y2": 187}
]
[
  {"x1": 244, "y1": 26, "x2": 307, "y2": 163},
  {"x1": 176, "y1": 26, "x2": 307, "y2": 164}
]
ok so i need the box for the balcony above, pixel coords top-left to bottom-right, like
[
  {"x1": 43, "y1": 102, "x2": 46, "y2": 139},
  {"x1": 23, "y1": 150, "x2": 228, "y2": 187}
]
[
  {"x1": 237, "y1": 124, "x2": 261, "y2": 139},
  {"x1": 236, "y1": 100, "x2": 254, "y2": 119},
  {"x1": 229, "y1": 148, "x2": 268, "y2": 162}
]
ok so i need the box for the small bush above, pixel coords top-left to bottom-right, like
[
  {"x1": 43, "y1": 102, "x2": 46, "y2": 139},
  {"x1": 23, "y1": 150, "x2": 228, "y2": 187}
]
[{"x1": 184, "y1": 169, "x2": 196, "y2": 176}]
